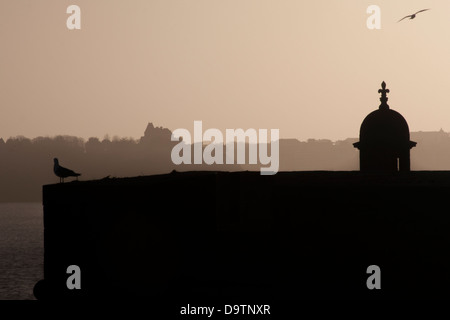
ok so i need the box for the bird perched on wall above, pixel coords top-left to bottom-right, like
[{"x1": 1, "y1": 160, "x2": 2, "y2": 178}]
[
  {"x1": 53, "y1": 158, "x2": 81, "y2": 183},
  {"x1": 398, "y1": 9, "x2": 430, "y2": 22}
]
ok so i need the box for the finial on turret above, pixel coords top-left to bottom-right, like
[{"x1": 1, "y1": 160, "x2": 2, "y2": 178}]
[{"x1": 378, "y1": 81, "x2": 390, "y2": 110}]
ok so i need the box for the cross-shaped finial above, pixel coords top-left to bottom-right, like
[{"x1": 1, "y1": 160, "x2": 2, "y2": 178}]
[{"x1": 378, "y1": 81, "x2": 390, "y2": 109}]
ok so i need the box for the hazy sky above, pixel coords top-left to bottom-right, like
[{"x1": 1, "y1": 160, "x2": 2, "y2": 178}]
[{"x1": 0, "y1": 0, "x2": 448, "y2": 141}]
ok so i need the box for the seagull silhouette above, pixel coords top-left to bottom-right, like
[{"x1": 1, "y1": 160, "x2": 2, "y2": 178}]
[
  {"x1": 53, "y1": 158, "x2": 81, "y2": 183},
  {"x1": 398, "y1": 9, "x2": 430, "y2": 22}
]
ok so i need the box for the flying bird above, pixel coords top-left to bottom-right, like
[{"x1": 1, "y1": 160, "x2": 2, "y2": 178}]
[
  {"x1": 53, "y1": 158, "x2": 81, "y2": 183},
  {"x1": 398, "y1": 9, "x2": 430, "y2": 22}
]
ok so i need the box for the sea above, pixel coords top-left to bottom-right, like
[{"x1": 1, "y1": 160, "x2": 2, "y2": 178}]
[{"x1": 0, "y1": 203, "x2": 43, "y2": 300}]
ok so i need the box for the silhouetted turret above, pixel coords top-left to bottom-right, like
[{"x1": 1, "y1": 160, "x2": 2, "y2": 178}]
[
  {"x1": 139, "y1": 122, "x2": 172, "y2": 145},
  {"x1": 353, "y1": 82, "x2": 416, "y2": 172}
]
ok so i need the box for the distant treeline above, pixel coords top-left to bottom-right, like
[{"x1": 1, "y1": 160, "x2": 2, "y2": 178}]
[{"x1": 0, "y1": 123, "x2": 449, "y2": 202}]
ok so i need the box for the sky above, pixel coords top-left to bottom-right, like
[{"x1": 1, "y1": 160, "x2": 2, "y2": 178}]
[{"x1": 0, "y1": 0, "x2": 449, "y2": 142}]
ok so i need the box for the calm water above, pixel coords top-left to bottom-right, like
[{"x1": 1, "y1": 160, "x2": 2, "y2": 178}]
[{"x1": 0, "y1": 203, "x2": 43, "y2": 300}]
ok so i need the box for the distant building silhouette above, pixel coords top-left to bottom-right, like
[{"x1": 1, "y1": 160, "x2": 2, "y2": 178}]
[
  {"x1": 140, "y1": 122, "x2": 172, "y2": 145},
  {"x1": 353, "y1": 82, "x2": 416, "y2": 172}
]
